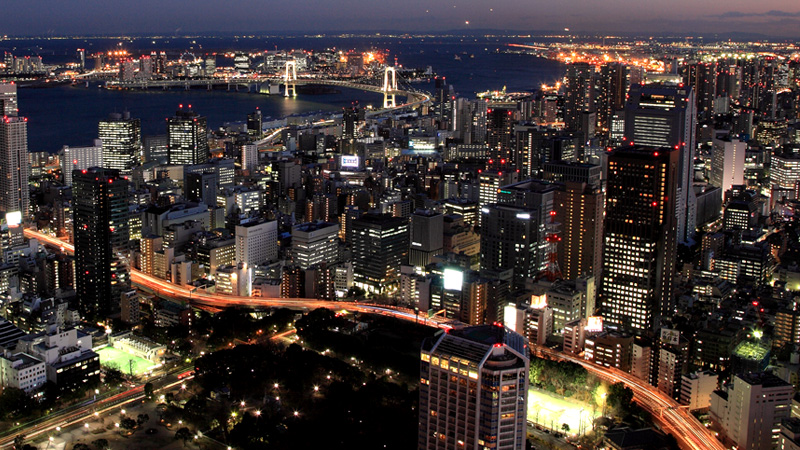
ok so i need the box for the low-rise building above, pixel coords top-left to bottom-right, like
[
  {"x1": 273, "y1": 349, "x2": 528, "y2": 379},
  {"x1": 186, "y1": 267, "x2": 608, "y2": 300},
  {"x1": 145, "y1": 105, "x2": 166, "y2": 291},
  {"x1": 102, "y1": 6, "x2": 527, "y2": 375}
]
[
  {"x1": 0, "y1": 351, "x2": 47, "y2": 393},
  {"x1": 680, "y1": 370, "x2": 717, "y2": 411}
]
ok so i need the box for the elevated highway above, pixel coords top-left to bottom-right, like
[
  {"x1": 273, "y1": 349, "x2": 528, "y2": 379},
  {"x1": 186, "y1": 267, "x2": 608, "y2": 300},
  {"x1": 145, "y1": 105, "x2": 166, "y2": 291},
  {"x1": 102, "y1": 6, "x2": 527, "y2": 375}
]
[{"x1": 24, "y1": 228, "x2": 726, "y2": 450}]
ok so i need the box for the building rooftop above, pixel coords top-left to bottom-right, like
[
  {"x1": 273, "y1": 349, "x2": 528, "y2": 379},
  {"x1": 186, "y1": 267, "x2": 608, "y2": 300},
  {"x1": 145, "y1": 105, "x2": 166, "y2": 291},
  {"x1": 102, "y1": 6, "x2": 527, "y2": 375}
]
[{"x1": 739, "y1": 371, "x2": 791, "y2": 388}]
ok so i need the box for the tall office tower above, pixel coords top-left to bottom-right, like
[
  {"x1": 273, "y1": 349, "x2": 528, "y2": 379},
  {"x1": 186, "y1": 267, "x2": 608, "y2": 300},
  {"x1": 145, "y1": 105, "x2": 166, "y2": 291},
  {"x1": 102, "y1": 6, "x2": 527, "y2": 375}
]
[
  {"x1": 185, "y1": 172, "x2": 218, "y2": 207},
  {"x1": 434, "y1": 77, "x2": 455, "y2": 128},
  {"x1": 98, "y1": 112, "x2": 141, "y2": 175},
  {"x1": 601, "y1": 147, "x2": 678, "y2": 333},
  {"x1": 554, "y1": 181, "x2": 603, "y2": 281},
  {"x1": 514, "y1": 125, "x2": 580, "y2": 178},
  {"x1": 73, "y1": 167, "x2": 130, "y2": 318},
  {"x1": 291, "y1": 221, "x2": 339, "y2": 270},
  {"x1": 340, "y1": 106, "x2": 360, "y2": 153},
  {"x1": 419, "y1": 324, "x2": 529, "y2": 450},
  {"x1": 710, "y1": 137, "x2": 745, "y2": 197},
  {"x1": 624, "y1": 83, "x2": 697, "y2": 244},
  {"x1": 0, "y1": 116, "x2": 29, "y2": 216},
  {"x1": 595, "y1": 63, "x2": 628, "y2": 140},
  {"x1": 486, "y1": 107, "x2": 516, "y2": 164},
  {"x1": 711, "y1": 372, "x2": 792, "y2": 450},
  {"x1": 0, "y1": 83, "x2": 18, "y2": 116},
  {"x1": 770, "y1": 154, "x2": 800, "y2": 190},
  {"x1": 409, "y1": 210, "x2": 443, "y2": 268},
  {"x1": 235, "y1": 219, "x2": 278, "y2": 267},
  {"x1": 60, "y1": 140, "x2": 103, "y2": 186},
  {"x1": 480, "y1": 204, "x2": 540, "y2": 288},
  {"x1": 351, "y1": 213, "x2": 409, "y2": 294},
  {"x1": 682, "y1": 61, "x2": 718, "y2": 120},
  {"x1": 246, "y1": 109, "x2": 262, "y2": 137},
  {"x1": 542, "y1": 160, "x2": 602, "y2": 186},
  {"x1": 478, "y1": 170, "x2": 517, "y2": 221},
  {"x1": 167, "y1": 107, "x2": 209, "y2": 165},
  {"x1": 563, "y1": 62, "x2": 595, "y2": 136}
]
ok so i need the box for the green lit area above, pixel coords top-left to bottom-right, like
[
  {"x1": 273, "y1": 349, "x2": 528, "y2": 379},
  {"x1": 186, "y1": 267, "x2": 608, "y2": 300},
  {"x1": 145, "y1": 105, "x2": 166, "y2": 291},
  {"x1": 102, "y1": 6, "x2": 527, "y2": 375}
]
[
  {"x1": 97, "y1": 346, "x2": 156, "y2": 376},
  {"x1": 733, "y1": 340, "x2": 769, "y2": 361},
  {"x1": 527, "y1": 388, "x2": 598, "y2": 434}
]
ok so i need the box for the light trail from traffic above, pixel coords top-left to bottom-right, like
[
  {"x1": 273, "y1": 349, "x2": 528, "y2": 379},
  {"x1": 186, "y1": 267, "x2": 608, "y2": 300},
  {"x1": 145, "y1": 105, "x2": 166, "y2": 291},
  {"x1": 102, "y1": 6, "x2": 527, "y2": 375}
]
[
  {"x1": 533, "y1": 346, "x2": 725, "y2": 450},
  {"x1": 23, "y1": 229, "x2": 454, "y2": 330},
  {"x1": 24, "y1": 228, "x2": 724, "y2": 450}
]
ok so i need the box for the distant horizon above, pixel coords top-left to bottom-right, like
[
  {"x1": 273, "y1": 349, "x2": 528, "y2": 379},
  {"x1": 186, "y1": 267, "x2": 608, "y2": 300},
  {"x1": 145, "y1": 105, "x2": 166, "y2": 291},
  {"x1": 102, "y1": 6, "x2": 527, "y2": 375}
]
[
  {"x1": 1, "y1": 29, "x2": 797, "y2": 42},
  {"x1": 3, "y1": 1, "x2": 800, "y2": 40}
]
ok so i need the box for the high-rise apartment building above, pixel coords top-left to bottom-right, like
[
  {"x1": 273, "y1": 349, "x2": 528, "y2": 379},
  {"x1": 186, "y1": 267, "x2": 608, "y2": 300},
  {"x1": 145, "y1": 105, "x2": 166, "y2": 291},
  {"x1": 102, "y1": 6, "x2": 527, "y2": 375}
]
[
  {"x1": 73, "y1": 167, "x2": 130, "y2": 318},
  {"x1": 98, "y1": 112, "x2": 141, "y2": 175},
  {"x1": 711, "y1": 372, "x2": 792, "y2": 450},
  {"x1": 624, "y1": 83, "x2": 696, "y2": 244},
  {"x1": 563, "y1": 63, "x2": 595, "y2": 134},
  {"x1": 60, "y1": 140, "x2": 103, "y2": 186},
  {"x1": 601, "y1": 146, "x2": 678, "y2": 333},
  {"x1": 487, "y1": 107, "x2": 516, "y2": 164},
  {"x1": 167, "y1": 107, "x2": 209, "y2": 165},
  {"x1": 419, "y1": 324, "x2": 529, "y2": 450},
  {"x1": 0, "y1": 116, "x2": 29, "y2": 216},
  {"x1": 0, "y1": 83, "x2": 18, "y2": 116},
  {"x1": 351, "y1": 213, "x2": 409, "y2": 294}
]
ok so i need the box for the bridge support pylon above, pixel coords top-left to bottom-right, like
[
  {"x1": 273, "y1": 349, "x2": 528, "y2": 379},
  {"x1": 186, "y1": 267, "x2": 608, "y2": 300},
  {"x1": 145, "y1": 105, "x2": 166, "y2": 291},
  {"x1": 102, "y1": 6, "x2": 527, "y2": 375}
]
[
  {"x1": 284, "y1": 60, "x2": 297, "y2": 97},
  {"x1": 383, "y1": 66, "x2": 397, "y2": 108}
]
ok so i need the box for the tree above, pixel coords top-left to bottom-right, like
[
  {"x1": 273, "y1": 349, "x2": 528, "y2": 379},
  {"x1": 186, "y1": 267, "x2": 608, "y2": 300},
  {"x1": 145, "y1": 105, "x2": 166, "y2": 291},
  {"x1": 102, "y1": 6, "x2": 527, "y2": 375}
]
[
  {"x1": 165, "y1": 392, "x2": 175, "y2": 404},
  {"x1": 144, "y1": 382, "x2": 155, "y2": 399},
  {"x1": 71, "y1": 445, "x2": 91, "y2": 450},
  {"x1": 137, "y1": 413, "x2": 150, "y2": 427},
  {"x1": 175, "y1": 427, "x2": 193, "y2": 447},
  {"x1": 91, "y1": 438, "x2": 109, "y2": 450},
  {"x1": 120, "y1": 417, "x2": 137, "y2": 432},
  {"x1": 104, "y1": 367, "x2": 125, "y2": 386},
  {"x1": 13, "y1": 434, "x2": 25, "y2": 450},
  {"x1": 561, "y1": 423, "x2": 570, "y2": 434},
  {"x1": 606, "y1": 382, "x2": 635, "y2": 418}
]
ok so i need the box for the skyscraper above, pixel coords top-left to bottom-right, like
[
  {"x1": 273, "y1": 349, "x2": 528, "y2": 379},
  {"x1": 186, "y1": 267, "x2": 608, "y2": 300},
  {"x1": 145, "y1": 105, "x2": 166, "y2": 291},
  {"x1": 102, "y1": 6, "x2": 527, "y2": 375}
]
[
  {"x1": 73, "y1": 167, "x2": 130, "y2": 318},
  {"x1": 167, "y1": 107, "x2": 209, "y2": 165},
  {"x1": 99, "y1": 112, "x2": 141, "y2": 175},
  {"x1": 554, "y1": 181, "x2": 603, "y2": 281},
  {"x1": 60, "y1": 140, "x2": 103, "y2": 186},
  {"x1": 563, "y1": 62, "x2": 596, "y2": 143},
  {"x1": 409, "y1": 210, "x2": 444, "y2": 268},
  {"x1": 710, "y1": 137, "x2": 745, "y2": 198},
  {"x1": 351, "y1": 213, "x2": 409, "y2": 294},
  {"x1": 601, "y1": 146, "x2": 678, "y2": 333},
  {"x1": 624, "y1": 83, "x2": 697, "y2": 244},
  {"x1": 0, "y1": 116, "x2": 29, "y2": 216},
  {"x1": 486, "y1": 107, "x2": 516, "y2": 164},
  {"x1": 0, "y1": 83, "x2": 18, "y2": 117},
  {"x1": 419, "y1": 324, "x2": 529, "y2": 450}
]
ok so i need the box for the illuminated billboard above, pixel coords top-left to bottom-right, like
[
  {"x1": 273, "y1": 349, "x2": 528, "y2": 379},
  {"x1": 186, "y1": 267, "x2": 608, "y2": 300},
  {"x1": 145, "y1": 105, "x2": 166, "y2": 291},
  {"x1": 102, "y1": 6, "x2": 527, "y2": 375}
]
[
  {"x1": 341, "y1": 155, "x2": 360, "y2": 168},
  {"x1": 5, "y1": 211, "x2": 21, "y2": 227},
  {"x1": 443, "y1": 268, "x2": 463, "y2": 291},
  {"x1": 586, "y1": 316, "x2": 603, "y2": 333}
]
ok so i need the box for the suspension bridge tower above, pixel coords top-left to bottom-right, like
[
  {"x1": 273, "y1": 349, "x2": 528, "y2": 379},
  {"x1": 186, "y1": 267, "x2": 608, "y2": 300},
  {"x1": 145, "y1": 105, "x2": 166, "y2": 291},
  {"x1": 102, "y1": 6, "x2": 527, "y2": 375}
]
[
  {"x1": 284, "y1": 60, "x2": 297, "y2": 97},
  {"x1": 383, "y1": 66, "x2": 397, "y2": 108}
]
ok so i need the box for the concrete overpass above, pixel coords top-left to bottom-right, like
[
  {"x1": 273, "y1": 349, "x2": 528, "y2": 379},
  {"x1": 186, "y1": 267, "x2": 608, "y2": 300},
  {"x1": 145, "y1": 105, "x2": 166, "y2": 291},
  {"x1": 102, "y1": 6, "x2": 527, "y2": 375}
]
[{"x1": 23, "y1": 228, "x2": 726, "y2": 450}]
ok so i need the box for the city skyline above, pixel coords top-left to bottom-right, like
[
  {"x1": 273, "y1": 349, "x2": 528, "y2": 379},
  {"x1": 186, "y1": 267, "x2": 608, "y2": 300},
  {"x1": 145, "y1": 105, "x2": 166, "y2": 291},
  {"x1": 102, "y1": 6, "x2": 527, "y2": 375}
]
[{"x1": 2, "y1": 1, "x2": 800, "y2": 38}]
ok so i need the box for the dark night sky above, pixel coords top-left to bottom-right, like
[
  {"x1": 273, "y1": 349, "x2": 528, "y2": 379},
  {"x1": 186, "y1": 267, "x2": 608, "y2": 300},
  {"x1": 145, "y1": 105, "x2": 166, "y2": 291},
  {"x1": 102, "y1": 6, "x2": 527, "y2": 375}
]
[{"x1": 3, "y1": 0, "x2": 800, "y2": 37}]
